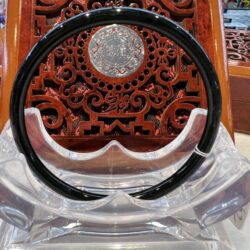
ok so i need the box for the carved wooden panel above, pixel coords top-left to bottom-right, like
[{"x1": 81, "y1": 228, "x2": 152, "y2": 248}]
[
  {"x1": 22, "y1": 0, "x2": 213, "y2": 152},
  {"x1": 225, "y1": 29, "x2": 250, "y2": 65},
  {"x1": 226, "y1": 29, "x2": 250, "y2": 134}
]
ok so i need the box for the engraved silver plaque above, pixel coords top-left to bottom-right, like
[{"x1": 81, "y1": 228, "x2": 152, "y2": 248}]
[{"x1": 88, "y1": 24, "x2": 145, "y2": 78}]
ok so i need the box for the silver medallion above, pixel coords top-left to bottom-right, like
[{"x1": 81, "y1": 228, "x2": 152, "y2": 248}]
[{"x1": 88, "y1": 24, "x2": 145, "y2": 78}]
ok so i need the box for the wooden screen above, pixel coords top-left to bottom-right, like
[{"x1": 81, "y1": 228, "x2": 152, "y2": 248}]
[
  {"x1": 0, "y1": 0, "x2": 234, "y2": 152},
  {"x1": 226, "y1": 29, "x2": 250, "y2": 133}
]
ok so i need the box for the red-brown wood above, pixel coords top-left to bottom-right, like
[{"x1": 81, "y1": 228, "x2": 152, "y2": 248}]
[
  {"x1": 225, "y1": 29, "x2": 250, "y2": 134},
  {"x1": 0, "y1": 0, "x2": 232, "y2": 153},
  {"x1": 226, "y1": 29, "x2": 250, "y2": 67}
]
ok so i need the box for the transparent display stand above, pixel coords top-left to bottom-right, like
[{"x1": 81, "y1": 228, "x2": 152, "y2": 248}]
[
  {"x1": 0, "y1": 109, "x2": 250, "y2": 249},
  {"x1": 2, "y1": 7, "x2": 250, "y2": 250}
]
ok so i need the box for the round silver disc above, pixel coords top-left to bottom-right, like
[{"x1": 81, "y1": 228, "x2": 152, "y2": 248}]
[{"x1": 88, "y1": 24, "x2": 145, "y2": 78}]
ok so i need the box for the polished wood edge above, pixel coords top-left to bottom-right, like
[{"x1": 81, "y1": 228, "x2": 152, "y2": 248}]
[
  {"x1": 0, "y1": 28, "x2": 4, "y2": 122},
  {"x1": 229, "y1": 65, "x2": 250, "y2": 78},
  {"x1": 0, "y1": 1, "x2": 22, "y2": 131},
  {"x1": 210, "y1": 0, "x2": 234, "y2": 140},
  {"x1": 234, "y1": 129, "x2": 250, "y2": 135}
]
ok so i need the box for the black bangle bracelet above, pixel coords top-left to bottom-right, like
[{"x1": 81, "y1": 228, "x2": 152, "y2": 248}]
[{"x1": 10, "y1": 7, "x2": 222, "y2": 201}]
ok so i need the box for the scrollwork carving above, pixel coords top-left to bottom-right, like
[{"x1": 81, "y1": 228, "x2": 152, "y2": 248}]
[
  {"x1": 36, "y1": 0, "x2": 71, "y2": 13},
  {"x1": 27, "y1": 0, "x2": 207, "y2": 151},
  {"x1": 225, "y1": 29, "x2": 250, "y2": 63}
]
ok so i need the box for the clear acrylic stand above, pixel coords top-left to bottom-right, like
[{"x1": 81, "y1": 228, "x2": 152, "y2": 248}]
[{"x1": 0, "y1": 109, "x2": 250, "y2": 249}]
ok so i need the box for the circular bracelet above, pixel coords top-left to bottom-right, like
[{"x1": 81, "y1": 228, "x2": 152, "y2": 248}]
[{"x1": 10, "y1": 7, "x2": 222, "y2": 201}]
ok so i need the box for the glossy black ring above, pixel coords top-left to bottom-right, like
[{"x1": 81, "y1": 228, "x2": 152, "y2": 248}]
[{"x1": 10, "y1": 7, "x2": 222, "y2": 201}]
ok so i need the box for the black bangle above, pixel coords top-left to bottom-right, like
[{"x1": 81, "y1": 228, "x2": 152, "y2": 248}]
[{"x1": 10, "y1": 7, "x2": 222, "y2": 201}]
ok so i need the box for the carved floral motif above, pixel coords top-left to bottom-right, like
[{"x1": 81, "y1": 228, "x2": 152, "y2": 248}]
[
  {"x1": 225, "y1": 29, "x2": 250, "y2": 63},
  {"x1": 27, "y1": 0, "x2": 206, "y2": 151}
]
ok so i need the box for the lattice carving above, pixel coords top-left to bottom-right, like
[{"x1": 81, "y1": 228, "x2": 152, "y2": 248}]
[
  {"x1": 225, "y1": 29, "x2": 250, "y2": 63},
  {"x1": 26, "y1": 0, "x2": 207, "y2": 152}
]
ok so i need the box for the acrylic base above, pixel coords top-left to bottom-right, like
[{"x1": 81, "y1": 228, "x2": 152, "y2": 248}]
[
  {"x1": 0, "y1": 109, "x2": 250, "y2": 249},
  {"x1": 0, "y1": 218, "x2": 234, "y2": 250}
]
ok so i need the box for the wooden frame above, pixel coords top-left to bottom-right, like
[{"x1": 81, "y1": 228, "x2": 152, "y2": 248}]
[{"x1": 0, "y1": 0, "x2": 234, "y2": 141}]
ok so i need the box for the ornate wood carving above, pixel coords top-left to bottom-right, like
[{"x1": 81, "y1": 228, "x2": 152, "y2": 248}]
[
  {"x1": 24, "y1": 0, "x2": 210, "y2": 152},
  {"x1": 226, "y1": 29, "x2": 250, "y2": 134},
  {"x1": 225, "y1": 29, "x2": 250, "y2": 64}
]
